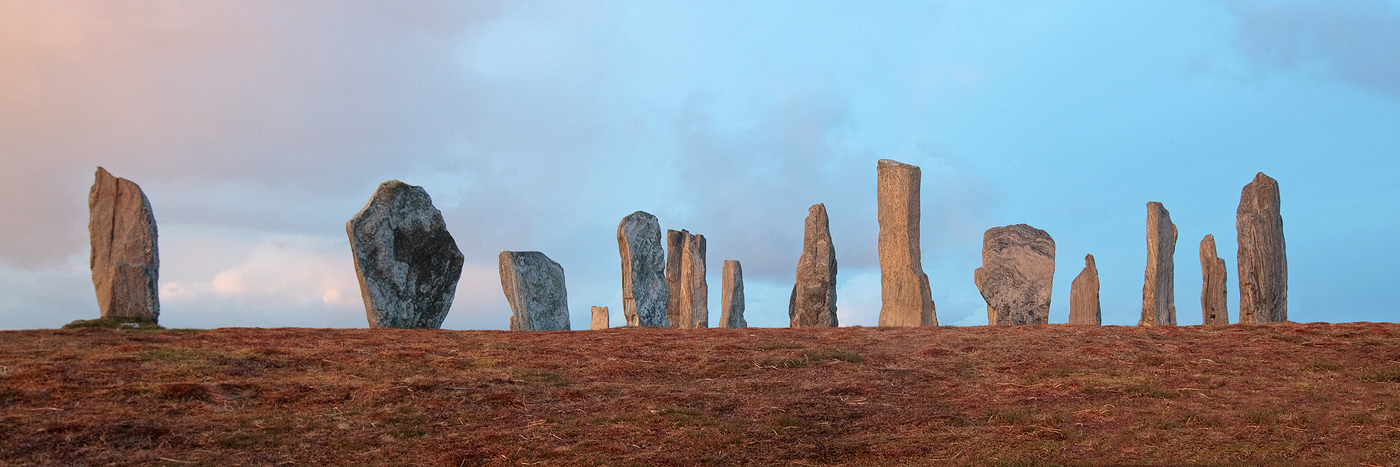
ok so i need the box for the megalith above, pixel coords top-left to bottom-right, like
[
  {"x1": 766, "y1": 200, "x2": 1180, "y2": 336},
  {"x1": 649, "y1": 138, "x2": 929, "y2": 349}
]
[
  {"x1": 617, "y1": 211, "x2": 669, "y2": 327},
  {"x1": 347, "y1": 180, "x2": 464, "y2": 329},
  {"x1": 1069, "y1": 254, "x2": 1101, "y2": 325},
  {"x1": 88, "y1": 167, "x2": 160, "y2": 322},
  {"x1": 1140, "y1": 201, "x2": 1177, "y2": 326},
  {"x1": 665, "y1": 229, "x2": 708, "y2": 329},
  {"x1": 499, "y1": 251, "x2": 571, "y2": 331},
  {"x1": 973, "y1": 224, "x2": 1055, "y2": 325},
  {"x1": 1200, "y1": 235, "x2": 1229, "y2": 325},
  {"x1": 591, "y1": 306, "x2": 609, "y2": 330},
  {"x1": 1237, "y1": 172, "x2": 1287, "y2": 323},
  {"x1": 719, "y1": 260, "x2": 746, "y2": 329},
  {"x1": 876, "y1": 159, "x2": 937, "y2": 327},
  {"x1": 789, "y1": 204, "x2": 838, "y2": 327}
]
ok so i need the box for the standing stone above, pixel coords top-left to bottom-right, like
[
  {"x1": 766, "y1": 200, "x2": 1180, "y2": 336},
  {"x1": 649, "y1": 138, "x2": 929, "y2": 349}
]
[
  {"x1": 973, "y1": 224, "x2": 1055, "y2": 325},
  {"x1": 1068, "y1": 254, "x2": 1101, "y2": 325},
  {"x1": 617, "y1": 211, "x2": 670, "y2": 327},
  {"x1": 1237, "y1": 172, "x2": 1288, "y2": 323},
  {"x1": 789, "y1": 204, "x2": 838, "y2": 327},
  {"x1": 1140, "y1": 202, "x2": 1178, "y2": 326},
  {"x1": 499, "y1": 251, "x2": 571, "y2": 331},
  {"x1": 876, "y1": 159, "x2": 938, "y2": 327},
  {"x1": 665, "y1": 229, "x2": 708, "y2": 329},
  {"x1": 1200, "y1": 235, "x2": 1229, "y2": 325},
  {"x1": 591, "y1": 306, "x2": 609, "y2": 330},
  {"x1": 347, "y1": 180, "x2": 464, "y2": 329},
  {"x1": 719, "y1": 260, "x2": 747, "y2": 329},
  {"x1": 88, "y1": 167, "x2": 159, "y2": 322}
]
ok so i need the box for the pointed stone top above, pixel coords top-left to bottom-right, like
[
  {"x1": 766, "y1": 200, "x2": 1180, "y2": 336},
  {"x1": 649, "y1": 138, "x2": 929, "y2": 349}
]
[
  {"x1": 1084, "y1": 254, "x2": 1095, "y2": 267},
  {"x1": 1201, "y1": 233, "x2": 1216, "y2": 249},
  {"x1": 877, "y1": 159, "x2": 918, "y2": 170}
]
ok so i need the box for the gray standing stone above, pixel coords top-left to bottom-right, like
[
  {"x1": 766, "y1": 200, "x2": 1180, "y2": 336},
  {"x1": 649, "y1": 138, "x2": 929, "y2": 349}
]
[
  {"x1": 719, "y1": 260, "x2": 746, "y2": 329},
  {"x1": 1237, "y1": 172, "x2": 1288, "y2": 323},
  {"x1": 1200, "y1": 235, "x2": 1229, "y2": 325},
  {"x1": 499, "y1": 251, "x2": 571, "y2": 331},
  {"x1": 1069, "y1": 254, "x2": 1101, "y2": 325},
  {"x1": 876, "y1": 159, "x2": 938, "y2": 327},
  {"x1": 789, "y1": 204, "x2": 838, "y2": 327},
  {"x1": 347, "y1": 180, "x2": 464, "y2": 329},
  {"x1": 617, "y1": 211, "x2": 670, "y2": 327},
  {"x1": 1140, "y1": 201, "x2": 1178, "y2": 326},
  {"x1": 591, "y1": 306, "x2": 609, "y2": 330},
  {"x1": 973, "y1": 224, "x2": 1055, "y2": 326},
  {"x1": 665, "y1": 229, "x2": 708, "y2": 329},
  {"x1": 88, "y1": 167, "x2": 159, "y2": 322}
]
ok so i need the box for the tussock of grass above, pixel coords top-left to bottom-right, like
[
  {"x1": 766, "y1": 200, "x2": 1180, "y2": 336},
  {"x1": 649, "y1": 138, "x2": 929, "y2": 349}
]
[
  {"x1": 62, "y1": 318, "x2": 164, "y2": 330},
  {"x1": 760, "y1": 349, "x2": 863, "y2": 368},
  {"x1": 1361, "y1": 367, "x2": 1400, "y2": 383}
]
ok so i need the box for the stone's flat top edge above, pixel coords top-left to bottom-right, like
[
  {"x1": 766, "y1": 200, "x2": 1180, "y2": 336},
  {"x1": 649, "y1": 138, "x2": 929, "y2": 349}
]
[
  {"x1": 877, "y1": 159, "x2": 918, "y2": 169},
  {"x1": 985, "y1": 223, "x2": 1051, "y2": 237}
]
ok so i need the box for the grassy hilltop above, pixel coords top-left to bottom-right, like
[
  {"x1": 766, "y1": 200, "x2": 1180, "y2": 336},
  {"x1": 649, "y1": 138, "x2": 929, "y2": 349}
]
[{"x1": 2, "y1": 323, "x2": 1399, "y2": 466}]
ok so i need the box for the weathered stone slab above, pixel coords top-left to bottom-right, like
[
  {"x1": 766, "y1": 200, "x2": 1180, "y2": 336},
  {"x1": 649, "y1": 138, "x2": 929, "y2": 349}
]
[
  {"x1": 1237, "y1": 172, "x2": 1287, "y2": 323},
  {"x1": 499, "y1": 251, "x2": 571, "y2": 331},
  {"x1": 789, "y1": 204, "x2": 838, "y2": 327},
  {"x1": 719, "y1": 260, "x2": 746, "y2": 329},
  {"x1": 88, "y1": 167, "x2": 159, "y2": 322},
  {"x1": 347, "y1": 180, "x2": 464, "y2": 329},
  {"x1": 665, "y1": 229, "x2": 708, "y2": 329},
  {"x1": 973, "y1": 224, "x2": 1054, "y2": 325},
  {"x1": 1140, "y1": 202, "x2": 1177, "y2": 326},
  {"x1": 1200, "y1": 235, "x2": 1229, "y2": 325},
  {"x1": 617, "y1": 211, "x2": 669, "y2": 327},
  {"x1": 591, "y1": 306, "x2": 609, "y2": 330},
  {"x1": 877, "y1": 159, "x2": 937, "y2": 327},
  {"x1": 1069, "y1": 254, "x2": 1101, "y2": 325}
]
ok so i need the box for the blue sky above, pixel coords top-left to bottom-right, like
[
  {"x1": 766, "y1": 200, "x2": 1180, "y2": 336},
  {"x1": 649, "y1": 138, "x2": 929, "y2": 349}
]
[{"x1": 1, "y1": 0, "x2": 1397, "y2": 330}]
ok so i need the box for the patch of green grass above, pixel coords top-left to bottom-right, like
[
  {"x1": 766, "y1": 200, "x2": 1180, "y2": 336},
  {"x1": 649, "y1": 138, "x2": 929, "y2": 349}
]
[
  {"x1": 62, "y1": 317, "x2": 164, "y2": 330},
  {"x1": 1345, "y1": 412, "x2": 1375, "y2": 425},
  {"x1": 1362, "y1": 367, "x2": 1400, "y2": 383},
  {"x1": 985, "y1": 407, "x2": 1032, "y2": 425},
  {"x1": 1024, "y1": 367, "x2": 1074, "y2": 384},
  {"x1": 759, "y1": 349, "x2": 863, "y2": 368}
]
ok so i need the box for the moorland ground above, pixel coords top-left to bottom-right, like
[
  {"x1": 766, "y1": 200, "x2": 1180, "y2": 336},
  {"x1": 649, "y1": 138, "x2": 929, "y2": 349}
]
[{"x1": 3, "y1": 322, "x2": 1400, "y2": 466}]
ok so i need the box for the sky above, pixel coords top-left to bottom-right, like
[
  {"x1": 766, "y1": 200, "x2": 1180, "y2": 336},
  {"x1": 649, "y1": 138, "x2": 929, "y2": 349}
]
[{"x1": 1, "y1": 0, "x2": 1398, "y2": 330}]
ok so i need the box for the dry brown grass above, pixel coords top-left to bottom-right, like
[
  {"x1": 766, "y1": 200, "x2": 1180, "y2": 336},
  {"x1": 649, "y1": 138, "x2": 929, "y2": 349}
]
[{"x1": 3, "y1": 322, "x2": 1400, "y2": 466}]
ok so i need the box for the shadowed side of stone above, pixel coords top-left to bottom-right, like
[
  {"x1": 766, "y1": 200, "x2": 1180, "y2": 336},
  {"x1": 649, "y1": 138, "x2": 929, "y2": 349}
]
[
  {"x1": 499, "y1": 251, "x2": 570, "y2": 331},
  {"x1": 1200, "y1": 235, "x2": 1229, "y2": 324},
  {"x1": 1140, "y1": 201, "x2": 1177, "y2": 326},
  {"x1": 719, "y1": 260, "x2": 746, "y2": 329},
  {"x1": 665, "y1": 229, "x2": 708, "y2": 329},
  {"x1": 591, "y1": 306, "x2": 609, "y2": 330},
  {"x1": 1069, "y1": 254, "x2": 1101, "y2": 325},
  {"x1": 347, "y1": 180, "x2": 464, "y2": 329},
  {"x1": 974, "y1": 224, "x2": 1054, "y2": 325},
  {"x1": 790, "y1": 204, "x2": 838, "y2": 327},
  {"x1": 88, "y1": 167, "x2": 159, "y2": 322},
  {"x1": 876, "y1": 159, "x2": 937, "y2": 327},
  {"x1": 617, "y1": 211, "x2": 669, "y2": 327},
  {"x1": 1237, "y1": 172, "x2": 1287, "y2": 323}
]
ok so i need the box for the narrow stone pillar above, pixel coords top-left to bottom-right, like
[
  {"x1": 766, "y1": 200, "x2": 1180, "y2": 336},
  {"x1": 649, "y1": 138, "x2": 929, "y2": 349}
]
[
  {"x1": 1140, "y1": 202, "x2": 1177, "y2": 326},
  {"x1": 1237, "y1": 172, "x2": 1287, "y2": 323},
  {"x1": 719, "y1": 260, "x2": 747, "y2": 328},
  {"x1": 665, "y1": 229, "x2": 708, "y2": 329},
  {"x1": 973, "y1": 224, "x2": 1055, "y2": 325},
  {"x1": 590, "y1": 306, "x2": 609, "y2": 330},
  {"x1": 876, "y1": 159, "x2": 937, "y2": 327},
  {"x1": 617, "y1": 211, "x2": 669, "y2": 327},
  {"x1": 1200, "y1": 235, "x2": 1229, "y2": 324},
  {"x1": 1069, "y1": 254, "x2": 1101, "y2": 325},
  {"x1": 789, "y1": 204, "x2": 838, "y2": 327},
  {"x1": 89, "y1": 167, "x2": 160, "y2": 322}
]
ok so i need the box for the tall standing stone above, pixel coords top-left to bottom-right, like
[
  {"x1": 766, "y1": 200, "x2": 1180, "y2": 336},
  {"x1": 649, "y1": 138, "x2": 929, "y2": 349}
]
[
  {"x1": 973, "y1": 224, "x2": 1055, "y2": 325},
  {"x1": 876, "y1": 159, "x2": 938, "y2": 327},
  {"x1": 1200, "y1": 235, "x2": 1229, "y2": 325},
  {"x1": 499, "y1": 251, "x2": 571, "y2": 331},
  {"x1": 1140, "y1": 202, "x2": 1177, "y2": 326},
  {"x1": 618, "y1": 211, "x2": 670, "y2": 327},
  {"x1": 591, "y1": 306, "x2": 609, "y2": 330},
  {"x1": 347, "y1": 180, "x2": 464, "y2": 329},
  {"x1": 1237, "y1": 172, "x2": 1287, "y2": 323},
  {"x1": 719, "y1": 260, "x2": 746, "y2": 329},
  {"x1": 789, "y1": 204, "x2": 838, "y2": 327},
  {"x1": 665, "y1": 229, "x2": 708, "y2": 329},
  {"x1": 88, "y1": 167, "x2": 160, "y2": 322},
  {"x1": 1068, "y1": 254, "x2": 1101, "y2": 325}
]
